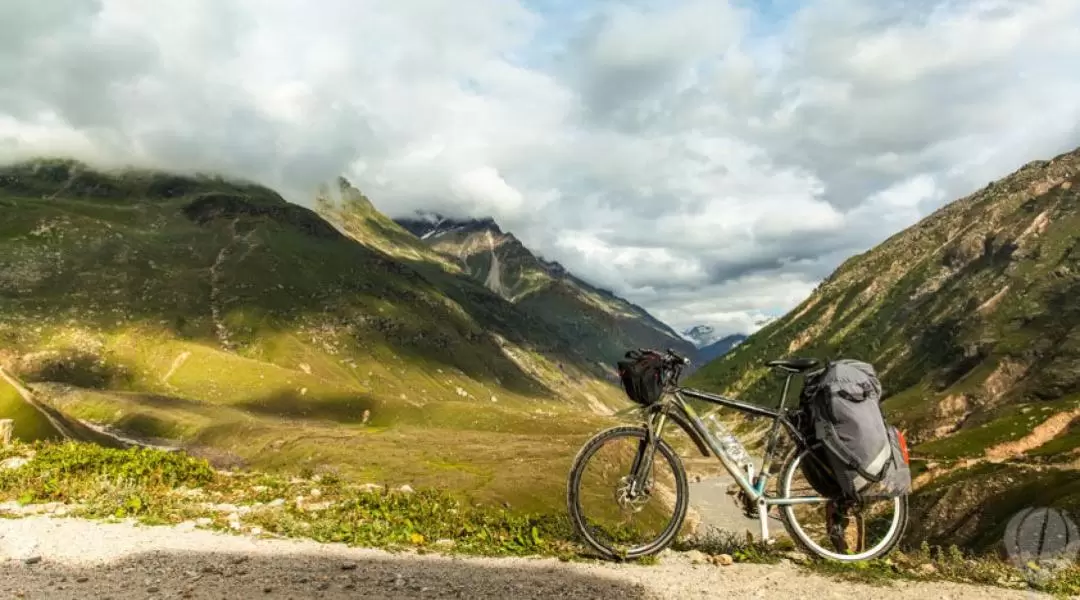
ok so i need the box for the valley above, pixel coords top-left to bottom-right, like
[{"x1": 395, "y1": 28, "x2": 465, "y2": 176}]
[
  {"x1": 0, "y1": 159, "x2": 644, "y2": 513},
  {"x1": 2, "y1": 147, "x2": 1079, "y2": 564}
]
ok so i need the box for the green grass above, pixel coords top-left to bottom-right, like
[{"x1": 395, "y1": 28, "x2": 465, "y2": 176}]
[
  {"x1": 915, "y1": 396, "x2": 1080, "y2": 459},
  {"x1": 1, "y1": 440, "x2": 1078, "y2": 596}
]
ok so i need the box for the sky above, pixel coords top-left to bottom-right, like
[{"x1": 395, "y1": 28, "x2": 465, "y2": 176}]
[{"x1": 3, "y1": 0, "x2": 1080, "y2": 337}]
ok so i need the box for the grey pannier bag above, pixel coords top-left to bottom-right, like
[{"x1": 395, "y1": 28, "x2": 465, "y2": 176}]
[{"x1": 806, "y1": 359, "x2": 912, "y2": 502}]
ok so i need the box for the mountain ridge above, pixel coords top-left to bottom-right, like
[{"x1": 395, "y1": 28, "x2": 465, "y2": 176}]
[
  {"x1": 394, "y1": 211, "x2": 697, "y2": 365},
  {"x1": 0, "y1": 156, "x2": 634, "y2": 512}
]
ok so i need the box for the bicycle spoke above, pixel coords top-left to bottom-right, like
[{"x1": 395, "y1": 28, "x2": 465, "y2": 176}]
[{"x1": 568, "y1": 426, "x2": 688, "y2": 559}]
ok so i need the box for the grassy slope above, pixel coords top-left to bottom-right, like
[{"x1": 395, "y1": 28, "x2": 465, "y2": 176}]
[
  {"x1": 402, "y1": 220, "x2": 697, "y2": 367},
  {"x1": 685, "y1": 147, "x2": 1080, "y2": 552},
  {"x1": 0, "y1": 157, "x2": 632, "y2": 513}
]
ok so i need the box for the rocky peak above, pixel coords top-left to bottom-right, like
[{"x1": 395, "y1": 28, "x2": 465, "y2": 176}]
[{"x1": 395, "y1": 211, "x2": 503, "y2": 241}]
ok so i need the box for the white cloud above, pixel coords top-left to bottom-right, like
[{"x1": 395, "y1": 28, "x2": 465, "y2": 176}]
[{"x1": 2, "y1": 0, "x2": 1079, "y2": 339}]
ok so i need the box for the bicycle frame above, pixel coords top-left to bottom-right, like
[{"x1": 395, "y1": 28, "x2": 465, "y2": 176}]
[{"x1": 632, "y1": 370, "x2": 830, "y2": 542}]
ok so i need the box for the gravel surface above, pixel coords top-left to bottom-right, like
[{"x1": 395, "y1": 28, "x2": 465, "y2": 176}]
[{"x1": 0, "y1": 516, "x2": 1050, "y2": 599}]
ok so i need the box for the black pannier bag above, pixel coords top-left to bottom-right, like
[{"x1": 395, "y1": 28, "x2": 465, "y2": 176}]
[
  {"x1": 616, "y1": 349, "x2": 666, "y2": 406},
  {"x1": 798, "y1": 359, "x2": 912, "y2": 502}
]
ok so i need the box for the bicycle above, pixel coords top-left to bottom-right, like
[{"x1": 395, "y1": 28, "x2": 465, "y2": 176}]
[{"x1": 566, "y1": 348, "x2": 909, "y2": 562}]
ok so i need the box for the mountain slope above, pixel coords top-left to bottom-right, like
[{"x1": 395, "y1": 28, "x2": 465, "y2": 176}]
[
  {"x1": 395, "y1": 213, "x2": 697, "y2": 366},
  {"x1": 0, "y1": 157, "x2": 629, "y2": 510},
  {"x1": 693, "y1": 334, "x2": 747, "y2": 365},
  {"x1": 685, "y1": 146, "x2": 1080, "y2": 552}
]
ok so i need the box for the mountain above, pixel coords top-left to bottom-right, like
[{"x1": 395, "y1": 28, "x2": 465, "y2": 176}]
[
  {"x1": 682, "y1": 325, "x2": 724, "y2": 348},
  {"x1": 685, "y1": 146, "x2": 1080, "y2": 552},
  {"x1": 693, "y1": 334, "x2": 748, "y2": 365},
  {"x1": 394, "y1": 212, "x2": 697, "y2": 366},
  {"x1": 0, "y1": 157, "x2": 631, "y2": 510}
]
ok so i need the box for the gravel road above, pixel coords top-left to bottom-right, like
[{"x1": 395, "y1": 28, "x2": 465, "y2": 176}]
[{"x1": 0, "y1": 516, "x2": 1049, "y2": 600}]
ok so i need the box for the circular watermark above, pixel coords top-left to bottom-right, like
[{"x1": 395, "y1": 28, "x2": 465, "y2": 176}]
[{"x1": 1003, "y1": 507, "x2": 1080, "y2": 588}]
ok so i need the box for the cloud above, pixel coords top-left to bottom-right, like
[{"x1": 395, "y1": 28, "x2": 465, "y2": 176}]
[{"x1": 2, "y1": 0, "x2": 1079, "y2": 338}]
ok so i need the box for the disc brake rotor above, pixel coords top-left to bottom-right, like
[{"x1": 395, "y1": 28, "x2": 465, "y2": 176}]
[{"x1": 615, "y1": 475, "x2": 652, "y2": 512}]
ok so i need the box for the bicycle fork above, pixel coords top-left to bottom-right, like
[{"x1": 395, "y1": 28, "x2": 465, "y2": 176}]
[{"x1": 627, "y1": 411, "x2": 667, "y2": 498}]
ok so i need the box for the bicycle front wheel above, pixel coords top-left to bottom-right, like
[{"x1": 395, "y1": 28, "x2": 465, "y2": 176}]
[
  {"x1": 776, "y1": 446, "x2": 909, "y2": 562},
  {"x1": 566, "y1": 426, "x2": 689, "y2": 560}
]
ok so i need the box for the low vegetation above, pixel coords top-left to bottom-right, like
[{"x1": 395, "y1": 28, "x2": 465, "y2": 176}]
[{"x1": 1, "y1": 441, "x2": 1077, "y2": 596}]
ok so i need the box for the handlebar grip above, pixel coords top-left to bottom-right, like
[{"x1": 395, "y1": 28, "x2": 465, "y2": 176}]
[{"x1": 665, "y1": 348, "x2": 691, "y2": 365}]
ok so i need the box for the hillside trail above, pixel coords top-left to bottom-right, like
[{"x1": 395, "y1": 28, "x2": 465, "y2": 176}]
[{"x1": 0, "y1": 516, "x2": 1046, "y2": 600}]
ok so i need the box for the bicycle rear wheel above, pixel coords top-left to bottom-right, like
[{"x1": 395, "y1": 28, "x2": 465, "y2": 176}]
[
  {"x1": 776, "y1": 446, "x2": 908, "y2": 562},
  {"x1": 566, "y1": 426, "x2": 689, "y2": 560}
]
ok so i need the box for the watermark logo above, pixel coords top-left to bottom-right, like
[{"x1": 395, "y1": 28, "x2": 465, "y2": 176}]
[{"x1": 1003, "y1": 507, "x2": 1080, "y2": 590}]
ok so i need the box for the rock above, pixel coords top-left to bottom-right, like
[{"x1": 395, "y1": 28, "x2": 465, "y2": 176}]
[
  {"x1": 684, "y1": 550, "x2": 708, "y2": 564},
  {"x1": 22, "y1": 556, "x2": 42, "y2": 565},
  {"x1": 195, "y1": 518, "x2": 212, "y2": 527},
  {"x1": 781, "y1": 551, "x2": 809, "y2": 564},
  {"x1": 268, "y1": 498, "x2": 285, "y2": 508},
  {"x1": 310, "y1": 488, "x2": 322, "y2": 498},
  {"x1": 917, "y1": 563, "x2": 938, "y2": 575},
  {"x1": 397, "y1": 484, "x2": 414, "y2": 494},
  {"x1": 711, "y1": 554, "x2": 734, "y2": 566},
  {"x1": 357, "y1": 483, "x2": 382, "y2": 493},
  {"x1": 76, "y1": 577, "x2": 88, "y2": 583},
  {"x1": 341, "y1": 562, "x2": 358, "y2": 570},
  {"x1": 1, "y1": 457, "x2": 29, "y2": 470}
]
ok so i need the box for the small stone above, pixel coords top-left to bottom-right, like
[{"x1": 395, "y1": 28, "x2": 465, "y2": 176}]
[
  {"x1": 310, "y1": 488, "x2": 322, "y2": 498},
  {"x1": 22, "y1": 556, "x2": 42, "y2": 565},
  {"x1": 76, "y1": 577, "x2": 89, "y2": 583},
  {"x1": 1, "y1": 457, "x2": 29, "y2": 470},
  {"x1": 317, "y1": 582, "x2": 330, "y2": 590},
  {"x1": 712, "y1": 554, "x2": 734, "y2": 566},
  {"x1": 782, "y1": 551, "x2": 808, "y2": 564},
  {"x1": 147, "y1": 586, "x2": 160, "y2": 593},
  {"x1": 684, "y1": 550, "x2": 707, "y2": 565},
  {"x1": 341, "y1": 562, "x2": 358, "y2": 570},
  {"x1": 263, "y1": 586, "x2": 273, "y2": 593},
  {"x1": 398, "y1": 484, "x2": 414, "y2": 494},
  {"x1": 917, "y1": 563, "x2": 938, "y2": 575}
]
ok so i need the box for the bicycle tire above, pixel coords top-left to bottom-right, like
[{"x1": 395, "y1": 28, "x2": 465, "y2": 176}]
[
  {"x1": 776, "y1": 445, "x2": 909, "y2": 562},
  {"x1": 566, "y1": 425, "x2": 689, "y2": 560}
]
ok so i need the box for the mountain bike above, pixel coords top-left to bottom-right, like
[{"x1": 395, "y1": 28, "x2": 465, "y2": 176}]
[{"x1": 566, "y1": 349, "x2": 909, "y2": 562}]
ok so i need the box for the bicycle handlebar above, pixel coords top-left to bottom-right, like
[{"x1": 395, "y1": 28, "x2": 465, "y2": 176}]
[{"x1": 664, "y1": 348, "x2": 691, "y2": 366}]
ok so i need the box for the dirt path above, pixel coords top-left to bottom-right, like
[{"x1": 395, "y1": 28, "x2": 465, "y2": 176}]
[
  {"x1": 689, "y1": 474, "x2": 786, "y2": 541},
  {"x1": 0, "y1": 516, "x2": 1045, "y2": 599}
]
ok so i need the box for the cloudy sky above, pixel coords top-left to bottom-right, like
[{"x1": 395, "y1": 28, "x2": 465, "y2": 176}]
[{"x1": 3, "y1": 0, "x2": 1080, "y2": 336}]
